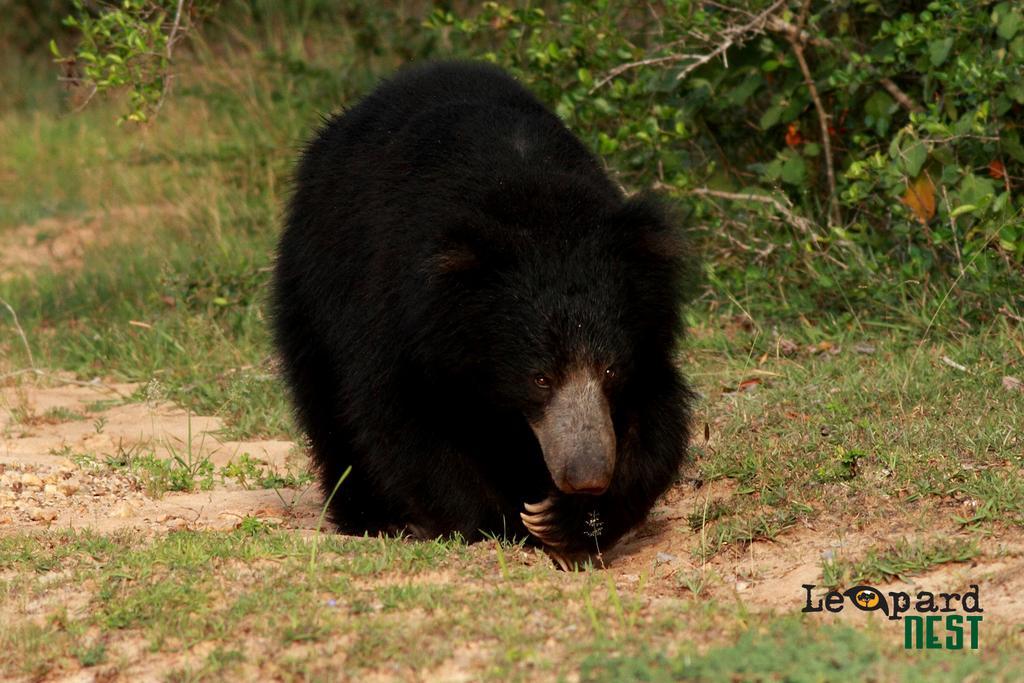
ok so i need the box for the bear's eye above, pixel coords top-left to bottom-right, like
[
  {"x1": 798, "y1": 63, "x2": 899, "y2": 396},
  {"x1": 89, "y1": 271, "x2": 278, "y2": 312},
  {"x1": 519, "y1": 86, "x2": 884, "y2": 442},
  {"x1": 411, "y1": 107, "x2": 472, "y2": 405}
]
[
  {"x1": 534, "y1": 375, "x2": 551, "y2": 389},
  {"x1": 604, "y1": 366, "x2": 617, "y2": 380}
]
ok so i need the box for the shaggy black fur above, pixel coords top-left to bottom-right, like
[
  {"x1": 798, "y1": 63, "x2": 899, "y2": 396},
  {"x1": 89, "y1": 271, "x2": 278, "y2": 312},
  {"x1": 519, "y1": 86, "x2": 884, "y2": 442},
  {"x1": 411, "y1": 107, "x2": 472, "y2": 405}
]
[{"x1": 273, "y1": 61, "x2": 693, "y2": 561}]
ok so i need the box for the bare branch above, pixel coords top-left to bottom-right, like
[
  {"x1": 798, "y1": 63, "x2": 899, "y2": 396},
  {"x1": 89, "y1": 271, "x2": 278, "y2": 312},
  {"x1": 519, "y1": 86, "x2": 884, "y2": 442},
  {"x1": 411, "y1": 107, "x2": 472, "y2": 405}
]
[
  {"x1": 167, "y1": 0, "x2": 186, "y2": 60},
  {"x1": 590, "y1": 54, "x2": 703, "y2": 93},
  {"x1": 154, "y1": 0, "x2": 187, "y2": 115},
  {"x1": 686, "y1": 187, "x2": 818, "y2": 238},
  {"x1": 998, "y1": 306, "x2": 1024, "y2": 324},
  {"x1": 672, "y1": 0, "x2": 787, "y2": 82},
  {"x1": 590, "y1": 0, "x2": 787, "y2": 92},
  {"x1": 878, "y1": 77, "x2": 924, "y2": 114},
  {"x1": 766, "y1": 16, "x2": 923, "y2": 113},
  {"x1": 784, "y1": 21, "x2": 841, "y2": 227},
  {"x1": 1, "y1": 298, "x2": 35, "y2": 370}
]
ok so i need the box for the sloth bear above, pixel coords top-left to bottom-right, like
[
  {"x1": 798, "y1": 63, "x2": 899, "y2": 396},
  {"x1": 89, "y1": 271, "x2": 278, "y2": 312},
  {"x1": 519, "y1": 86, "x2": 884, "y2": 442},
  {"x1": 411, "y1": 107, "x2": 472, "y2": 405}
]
[{"x1": 273, "y1": 61, "x2": 693, "y2": 568}]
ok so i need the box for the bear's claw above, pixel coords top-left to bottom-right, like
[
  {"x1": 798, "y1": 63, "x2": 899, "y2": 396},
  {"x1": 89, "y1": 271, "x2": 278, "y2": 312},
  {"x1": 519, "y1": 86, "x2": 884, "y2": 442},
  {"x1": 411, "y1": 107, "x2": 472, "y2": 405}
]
[
  {"x1": 523, "y1": 498, "x2": 556, "y2": 514},
  {"x1": 522, "y1": 496, "x2": 597, "y2": 570},
  {"x1": 520, "y1": 501, "x2": 566, "y2": 549},
  {"x1": 547, "y1": 549, "x2": 572, "y2": 571}
]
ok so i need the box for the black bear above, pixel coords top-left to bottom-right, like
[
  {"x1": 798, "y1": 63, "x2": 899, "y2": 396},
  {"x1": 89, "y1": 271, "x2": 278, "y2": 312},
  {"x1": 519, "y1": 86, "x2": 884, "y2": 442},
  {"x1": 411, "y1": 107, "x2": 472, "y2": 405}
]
[{"x1": 273, "y1": 61, "x2": 693, "y2": 568}]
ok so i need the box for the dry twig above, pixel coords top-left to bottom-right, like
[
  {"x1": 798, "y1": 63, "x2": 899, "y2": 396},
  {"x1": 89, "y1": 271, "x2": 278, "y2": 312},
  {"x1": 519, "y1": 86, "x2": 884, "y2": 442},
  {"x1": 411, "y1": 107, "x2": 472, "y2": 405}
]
[
  {"x1": 686, "y1": 187, "x2": 816, "y2": 237},
  {"x1": 1, "y1": 298, "x2": 35, "y2": 370},
  {"x1": 766, "y1": 17, "x2": 922, "y2": 113},
  {"x1": 783, "y1": 14, "x2": 841, "y2": 227},
  {"x1": 591, "y1": 0, "x2": 787, "y2": 92}
]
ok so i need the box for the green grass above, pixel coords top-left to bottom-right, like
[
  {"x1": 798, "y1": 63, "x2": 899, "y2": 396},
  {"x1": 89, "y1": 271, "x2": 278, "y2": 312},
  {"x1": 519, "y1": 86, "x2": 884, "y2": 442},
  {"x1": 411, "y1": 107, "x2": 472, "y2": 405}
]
[
  {"x1": 685, "y1": 322, "x2": 1024, "y2": 549},
  {"x1": 1, "y1": 529, "x2": 1019, "y2": 681},
  {"x1": 822, "y1": 537, "x2": 982, "y2": 588}
]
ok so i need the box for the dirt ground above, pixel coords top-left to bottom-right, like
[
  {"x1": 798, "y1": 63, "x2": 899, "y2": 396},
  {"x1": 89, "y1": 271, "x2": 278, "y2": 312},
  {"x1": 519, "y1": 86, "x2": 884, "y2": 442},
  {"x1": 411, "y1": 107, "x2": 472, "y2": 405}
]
[
  {"x1": 0, "y1": 380, "x2": 321, "y2": 536},
  {"x1": 0, "y1": 206, "x2": 183, "y2": 282},
  {"x1": 3, "y1": 380, "x2": 1022, "y2": 631}
]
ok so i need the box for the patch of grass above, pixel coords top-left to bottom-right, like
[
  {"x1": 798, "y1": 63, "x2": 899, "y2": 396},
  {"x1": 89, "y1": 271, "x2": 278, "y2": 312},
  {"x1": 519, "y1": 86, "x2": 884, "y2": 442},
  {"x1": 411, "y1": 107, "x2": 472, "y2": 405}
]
[
  {"x1": 0, "y1": 621, "x2": 75, "y2": 680},
  {"x1": 84, "y1": 398, "x2": 125, "y2": 412},
  {"x1": 41, "y1": 406, "x2": 86, "y2": 422},
  {"x1": 219, "y1": 453, "x2": 313, "y2": 490},
  {"x1": 823, "y1": 537, "x2": 982, "y2": 588},
  {"x1": 135, "y1": 451, "x2": 215, "y2": 495},
  {"x1": 686, "y1": 498, "x2": 732, "y2": 532},
  {"x1": 102, "y1": 440, "x2": 214, "y2": 496},
  {"x1": 2, "y1": 528, "x2": 1020, "y2": 681},
  {"x1": 73, "y1": 641, "x2": 107, "y2": 667},
  {"x1": 694, "y1": 502, "x2": 808, "y2": 562},
  {"x1": 577, "y1": 616, "x2": 1019, "y2": 682},
  {"x1": 688, "y1": 321, "x2": 1024, "y2": 550}
]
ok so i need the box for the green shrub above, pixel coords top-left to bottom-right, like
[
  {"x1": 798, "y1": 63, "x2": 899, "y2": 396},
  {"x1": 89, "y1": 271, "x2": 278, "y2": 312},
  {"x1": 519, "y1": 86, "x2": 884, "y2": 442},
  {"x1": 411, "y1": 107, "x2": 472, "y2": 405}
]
[
  {"x1": 427, "y1": 0, "x2": 1024, "y2": 322},
  {"x1": 50, "y1": 0, "x2": 1024, "y2": 324}
]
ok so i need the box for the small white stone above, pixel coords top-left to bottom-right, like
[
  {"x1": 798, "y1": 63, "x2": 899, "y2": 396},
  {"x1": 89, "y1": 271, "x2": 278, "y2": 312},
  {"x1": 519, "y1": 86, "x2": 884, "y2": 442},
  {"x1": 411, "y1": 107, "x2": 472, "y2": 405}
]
[
  {"x1": 28, "y1": 507, "x2": 58, "y2": 522},
  {"x1": 21, "y1": 473, "x2": 43, "y2": 488},
  {"x1": 57, "y1": 481, "x2": 80, "y2": 496},
  {"x1": 112, "y1": 502, "x2": 135, "y2": 518}
]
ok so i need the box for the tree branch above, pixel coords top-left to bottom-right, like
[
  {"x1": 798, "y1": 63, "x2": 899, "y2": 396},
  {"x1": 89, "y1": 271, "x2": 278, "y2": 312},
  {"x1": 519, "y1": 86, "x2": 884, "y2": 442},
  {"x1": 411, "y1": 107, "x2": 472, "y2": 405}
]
[
  {"x1": 672, "y1": 0, "x2": 787, "y2": 82},
  {"x1": 167, "y1": 0, "x2": 186, "y2": 60},
  {"x1": 686, "y1": 187, "x2": 817, "y2": 237},
  {"x1": 766, "y1": 16, "x2": 923, "y2": 113},
  {"x1": 784, "y1": 22, "x2": 841, "y2": 227},
  {"x1": 591, "y1": 0, "x2": 787, "y2": 92}
]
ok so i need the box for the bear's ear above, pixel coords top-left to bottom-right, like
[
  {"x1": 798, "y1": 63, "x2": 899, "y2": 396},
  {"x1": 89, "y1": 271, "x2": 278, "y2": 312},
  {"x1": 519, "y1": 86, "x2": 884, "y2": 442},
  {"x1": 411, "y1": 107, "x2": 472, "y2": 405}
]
[
  {"x1": 430, "y1": 242, "x2": 480, "y2": 276},
  {"x1": 426, "y1": 227, "x2": 493, "y2": 280},
  {"x1": 614, "y1": 195, "x2": 685, "y2": 262}
]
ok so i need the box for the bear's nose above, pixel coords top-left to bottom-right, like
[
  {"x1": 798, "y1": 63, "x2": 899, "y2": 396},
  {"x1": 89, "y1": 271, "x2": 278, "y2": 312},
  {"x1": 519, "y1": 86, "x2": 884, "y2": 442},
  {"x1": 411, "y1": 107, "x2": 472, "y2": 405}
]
[
  {"x1": 562, "y1": 460, "x2": 612, "y2": 495},
  {"x1": 563, "y1": 479, "x2": 609, "y2": 495}
]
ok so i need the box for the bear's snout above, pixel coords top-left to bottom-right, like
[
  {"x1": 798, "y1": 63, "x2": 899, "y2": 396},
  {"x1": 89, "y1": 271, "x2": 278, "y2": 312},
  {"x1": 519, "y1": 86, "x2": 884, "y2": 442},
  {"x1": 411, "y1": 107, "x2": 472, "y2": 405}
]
[
  {"x1": 529, "y1": 368, "x2": 616, "y2": 496},
  {"x1": 563, "y1": 454, "x2": 613, "y2": 495}
]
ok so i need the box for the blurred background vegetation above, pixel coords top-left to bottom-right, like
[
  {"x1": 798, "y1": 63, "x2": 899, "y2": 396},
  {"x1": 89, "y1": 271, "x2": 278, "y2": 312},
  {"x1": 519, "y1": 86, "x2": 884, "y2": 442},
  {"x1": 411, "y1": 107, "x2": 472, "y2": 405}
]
[{"x1": 2, "y1": 1, "x2": 1022, "y2": 418}]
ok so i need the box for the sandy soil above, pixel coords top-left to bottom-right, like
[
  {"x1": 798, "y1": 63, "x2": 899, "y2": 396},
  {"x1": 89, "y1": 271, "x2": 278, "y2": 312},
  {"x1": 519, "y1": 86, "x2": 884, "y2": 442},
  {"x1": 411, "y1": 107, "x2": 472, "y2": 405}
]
[{"x1": 0, "y1": 380, "x2": 321, "y2": 535}]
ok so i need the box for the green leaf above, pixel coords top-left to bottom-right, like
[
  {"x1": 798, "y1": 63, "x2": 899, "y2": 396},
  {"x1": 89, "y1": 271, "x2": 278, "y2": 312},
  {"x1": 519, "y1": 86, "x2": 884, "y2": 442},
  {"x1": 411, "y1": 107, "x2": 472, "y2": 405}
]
[
  {"x1": 1011, "y1": 35, "x2": 1024, "y2": 59},
  {"x1": 781, "y1": 155, "x2": 806, "y2": 185},
  {"x1": 958, "y1": 174, "x2": 996, "y2": 208},
  {"x1": 954, "y1": 110, "x2": 975, "y2": 136},
  {"x1": 760, "y1": 104, "x2": 783, "y2": 130},
  {"x1": 902, "y1": 141, "x2": 928, "y2": 177},
  {"x1": 864, "y1": 91, "x2": 896, "y2": 135},
  {"x1": 865, "y1": 91, "x2": 895, "y2": 120},
  {"x1": 760, "y1": 159, "x2": 784, "y2": 182},
  {"x1": 950, "y1": 204, "x2": 976, "y2": 217},
  {"x1": 1007, "y1": 81, "x2": 1024, "y2": 104},
  {"x1": 726, "y1": 74, "x2": 763, "y2": 106},
  {"x1": 928, "y1": 38, "x2": 953, "y2": 66},
  {"x1": 1004, "y1": 131, "x2": 1024, "y2": 163},
  {"x1": 998, "y1": 10, "x2": 1021, "y2": 40}
]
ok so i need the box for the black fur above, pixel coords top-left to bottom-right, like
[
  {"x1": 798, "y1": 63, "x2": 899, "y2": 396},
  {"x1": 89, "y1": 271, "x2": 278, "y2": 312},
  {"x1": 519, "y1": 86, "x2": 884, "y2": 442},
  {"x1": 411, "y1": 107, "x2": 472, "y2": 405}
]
[{"x1": 273, "y1": 61, "x2": 693, "y2": 559}]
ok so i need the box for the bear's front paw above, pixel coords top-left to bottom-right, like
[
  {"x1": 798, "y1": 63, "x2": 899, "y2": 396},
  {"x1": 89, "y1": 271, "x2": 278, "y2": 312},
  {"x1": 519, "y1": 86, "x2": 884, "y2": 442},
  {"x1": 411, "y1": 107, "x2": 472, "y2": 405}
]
[
  {"x1": 520, "y1": 496, "x2": 601, "y2": 570},
  {"x1": 520, "y1": 496, "x2": 564, "y2": 548}
]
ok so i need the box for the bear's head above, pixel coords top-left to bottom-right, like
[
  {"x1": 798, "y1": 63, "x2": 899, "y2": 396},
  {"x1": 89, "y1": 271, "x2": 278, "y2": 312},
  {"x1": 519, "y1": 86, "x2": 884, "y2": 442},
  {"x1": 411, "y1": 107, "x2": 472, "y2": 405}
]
[{"x1": 419, "y1": 184, "x2": 687, "y2": 496}]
